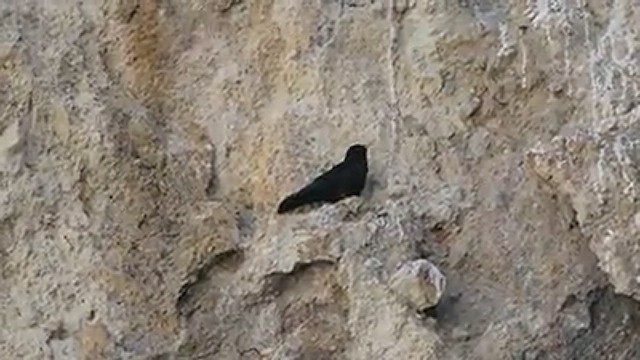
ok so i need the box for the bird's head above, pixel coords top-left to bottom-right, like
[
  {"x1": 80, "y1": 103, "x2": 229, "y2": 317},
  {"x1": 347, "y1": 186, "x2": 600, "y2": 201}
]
[{"x1": 344, "y1": 144, "x2": 367, "y2": 163}]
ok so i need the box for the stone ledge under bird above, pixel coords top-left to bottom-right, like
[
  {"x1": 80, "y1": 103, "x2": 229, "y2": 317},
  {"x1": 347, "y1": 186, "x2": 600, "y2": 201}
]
[{"x1": 277, "y1": 144, "x2": 368, "y2": 214}]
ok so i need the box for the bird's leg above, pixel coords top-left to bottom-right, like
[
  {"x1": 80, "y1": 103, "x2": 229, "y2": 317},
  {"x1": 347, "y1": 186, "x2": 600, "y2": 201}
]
[{"x1": 355, "y1": 196, "x2": 368, "y2": 214}]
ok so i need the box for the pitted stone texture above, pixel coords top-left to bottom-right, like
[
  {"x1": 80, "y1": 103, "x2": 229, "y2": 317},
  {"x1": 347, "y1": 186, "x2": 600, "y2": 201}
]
[{"x1": 389, "y1": 258, "x2": 447, "y2": 311}]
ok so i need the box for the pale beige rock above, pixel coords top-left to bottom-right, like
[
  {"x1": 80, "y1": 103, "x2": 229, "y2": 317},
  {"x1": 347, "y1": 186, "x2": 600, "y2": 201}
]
[
  {"x1": 343, "y1": 254, "x2": 445, "y2": 360},
  {"x1": 0, "y1": 120, "x2": 20, "y2": 156},
  {"x1": 51, "y1": 103, "x2": 70, "y2": 143},
  {"x1": 389, "y1": 258, "x2": 446, "y2": 311}
]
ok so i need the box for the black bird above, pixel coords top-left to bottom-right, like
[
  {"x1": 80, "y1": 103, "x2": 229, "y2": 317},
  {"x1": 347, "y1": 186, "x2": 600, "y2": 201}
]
[{"x1": 277, "y1": 144, "x2": 368, "y2": 214}]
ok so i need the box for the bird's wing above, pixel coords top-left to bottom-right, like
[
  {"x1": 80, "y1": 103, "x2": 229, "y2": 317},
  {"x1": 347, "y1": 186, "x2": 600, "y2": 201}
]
[
  {"x1": 291, "y1": 162, "x2": 348, "y2": 202},
  {"x1": 277, "y1": 160, "x2": 361, "y2": 213}
]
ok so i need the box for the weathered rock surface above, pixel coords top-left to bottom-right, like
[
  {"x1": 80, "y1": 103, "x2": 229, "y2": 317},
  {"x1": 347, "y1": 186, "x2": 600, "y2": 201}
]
[
  {"x1": 1, "y1": 0, "x2": 639, "y2": 359},
  {"x1": 389, "y1": 258, "x2": 446, "y2": 311},
  {"x1": 528, "y1": 123, "x2": 640, "y2": 302}
]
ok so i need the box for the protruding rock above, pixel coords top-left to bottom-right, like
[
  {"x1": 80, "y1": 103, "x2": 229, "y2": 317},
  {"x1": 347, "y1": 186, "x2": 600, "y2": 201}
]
[{"x1": 389, "y1": 259, "x2": 446, "y2": 311}]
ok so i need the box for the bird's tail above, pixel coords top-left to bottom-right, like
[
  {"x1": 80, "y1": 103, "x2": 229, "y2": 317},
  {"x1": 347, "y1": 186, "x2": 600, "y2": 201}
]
[{"x1": 277, "y1": 193, "x2": 306, "y2": 214}]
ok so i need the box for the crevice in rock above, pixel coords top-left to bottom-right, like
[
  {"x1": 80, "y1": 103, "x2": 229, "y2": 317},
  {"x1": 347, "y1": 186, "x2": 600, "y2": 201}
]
[
  {"x1": 125, "y1": 2, "x2": 140, "y2": 24},
  {"x1": 261, "y1": 259, "x2": 336, "y2": 297},
  {"x1": 238, "y1": 347, "x2": 263, "y2": 359},
  {"x1": 544, "y1": 285, "x2": 640, "y2": 359},
  {"x1": 176, "y1": 249, "x2": 245, "y2": 317},
  {"x1": 586, "y1": 286, "x2": 640, "y2": 331},
  {"x1": 0, "y1": 216, "x2": 15, "y2": 266},
  {"x1": 216, "y1": 0, "x2": 244, "y2": 14},
  {"x1": 148, "y1": 353, "x2": 171, "y2": 360},
  {"x1": 45, "y1": 322, "x2": 69, "y2": 344},
  {"x1": 205, "y1": 149, "x2": 218, "y2": 198},
  {"x1": 384, "y1": 0, "x2": 405, "y2": 163},
  {"x1": 342, "y1": 0, "x2": 368, "y2": 9}
]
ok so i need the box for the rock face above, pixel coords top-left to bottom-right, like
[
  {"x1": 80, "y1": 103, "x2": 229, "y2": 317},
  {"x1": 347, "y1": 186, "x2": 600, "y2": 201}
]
[
  {"x1": 527, "y1": 125, "x2": 640, "y2": 302},
  {"x1": 1, "y1": 0, "x2": 639, "y2": 359}
]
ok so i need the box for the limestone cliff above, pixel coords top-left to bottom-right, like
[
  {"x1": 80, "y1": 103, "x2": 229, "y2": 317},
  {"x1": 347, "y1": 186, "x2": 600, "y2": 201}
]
[{"x1": 1, "y1": 1, "x2": 639, "y2": 359}]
